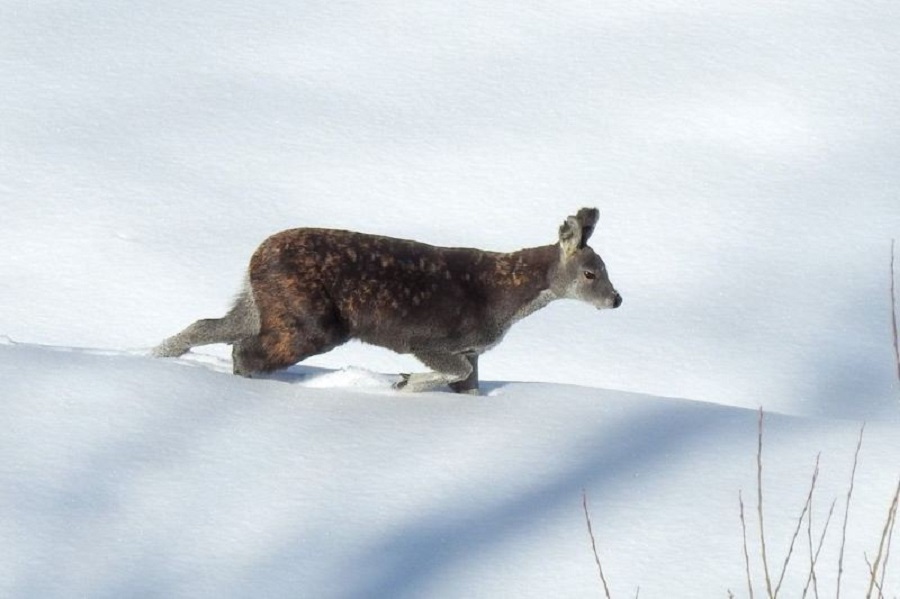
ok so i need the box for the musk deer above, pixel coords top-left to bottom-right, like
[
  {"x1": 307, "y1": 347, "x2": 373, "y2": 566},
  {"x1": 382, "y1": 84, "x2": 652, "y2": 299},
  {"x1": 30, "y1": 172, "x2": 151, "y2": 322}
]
[{"x1": 153, "y1": 207, "x2": 621, "y2": 393}]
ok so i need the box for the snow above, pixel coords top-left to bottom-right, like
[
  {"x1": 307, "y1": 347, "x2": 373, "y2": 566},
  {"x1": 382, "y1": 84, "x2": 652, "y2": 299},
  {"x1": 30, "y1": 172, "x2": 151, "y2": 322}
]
[{"x1": 2, "y1": 0, "x2": 899, "y2": 597}]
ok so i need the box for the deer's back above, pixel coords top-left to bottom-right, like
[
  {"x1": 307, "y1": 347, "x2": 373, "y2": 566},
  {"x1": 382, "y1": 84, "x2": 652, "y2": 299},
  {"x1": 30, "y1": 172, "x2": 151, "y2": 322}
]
[{"x1": 248, "y1": 228, "x2": 522, "y2": 354}]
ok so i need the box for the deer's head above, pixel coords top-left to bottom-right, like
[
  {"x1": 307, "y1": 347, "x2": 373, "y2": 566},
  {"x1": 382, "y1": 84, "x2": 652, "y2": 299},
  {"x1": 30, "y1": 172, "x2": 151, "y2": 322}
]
[{"x1": 552, "y1": 208, "x2": 622, "y2": 310}]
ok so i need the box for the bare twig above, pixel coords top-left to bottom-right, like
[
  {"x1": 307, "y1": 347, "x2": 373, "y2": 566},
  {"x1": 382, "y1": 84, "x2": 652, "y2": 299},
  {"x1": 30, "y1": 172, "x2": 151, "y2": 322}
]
[
  {"x1": 891, "y1": 239, "x2": 900, "y2": 387},
  {"x1": 774, "y1": 454, "x2": 820, "y2": 597},
  {"x1": 836, "y1": 424, "x2": 865, "y2": 599},
  {"x1": 583, "y1": 489, "x2": 612, "y2": 599},
  {"x1": 804, "y1": 484, "x2": 817, "y2": 599},
  {"x1": 802, "y1": 497, "x2": 836, "y2": 599},
  {"x1": 757, "y1": 408, "x2": 775, "y2": 598},
  {"x1": 865, "y1": 552, "x2": 886, "y2": 599},
  {"x1": 879, "y1": 239, "x2": 900, "y2": 594},
  {"x1": 740, "y1": 490, "x2": 756, "y2": 599},
  {"x1": 867, "y1": 477, "x2": 900, "y2": 599},
  {"x1": 878, "y1": 479, "x2": 899, "y2": 594}
]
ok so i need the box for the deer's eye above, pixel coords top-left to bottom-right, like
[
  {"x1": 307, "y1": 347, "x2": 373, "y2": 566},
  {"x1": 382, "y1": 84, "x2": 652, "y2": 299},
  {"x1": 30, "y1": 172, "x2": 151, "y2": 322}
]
[{"x1": 584, "y1": 271, "x2": 596, "y2": 280}]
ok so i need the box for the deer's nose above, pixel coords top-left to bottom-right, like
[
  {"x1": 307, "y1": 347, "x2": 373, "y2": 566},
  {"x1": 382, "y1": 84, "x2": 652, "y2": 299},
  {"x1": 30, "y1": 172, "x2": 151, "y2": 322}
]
[{"x1": 612, "y1": 291, "x2": 623, "y2": 309}]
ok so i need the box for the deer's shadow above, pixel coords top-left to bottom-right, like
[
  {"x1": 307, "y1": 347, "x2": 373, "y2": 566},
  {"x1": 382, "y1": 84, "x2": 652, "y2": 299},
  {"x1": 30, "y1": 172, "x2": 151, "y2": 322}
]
[{"x1": 178, "y1": 352, "x2": 507, "y2": 395}]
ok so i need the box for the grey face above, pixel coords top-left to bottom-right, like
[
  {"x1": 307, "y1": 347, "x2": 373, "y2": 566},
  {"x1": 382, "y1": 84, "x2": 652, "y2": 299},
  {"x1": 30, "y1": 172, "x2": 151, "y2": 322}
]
[
  {"x1": 554, "y1": 208, "x2": 622, "y2": 310},
  {"x1": 558, "y1": 247, "x2": 622, "y2": 309}
]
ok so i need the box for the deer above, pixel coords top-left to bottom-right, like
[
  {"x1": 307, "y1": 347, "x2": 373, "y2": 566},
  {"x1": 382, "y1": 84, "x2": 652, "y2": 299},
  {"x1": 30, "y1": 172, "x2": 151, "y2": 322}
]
[{"x1": 152, "y1": 207, "x2": 622, "y2": 393}]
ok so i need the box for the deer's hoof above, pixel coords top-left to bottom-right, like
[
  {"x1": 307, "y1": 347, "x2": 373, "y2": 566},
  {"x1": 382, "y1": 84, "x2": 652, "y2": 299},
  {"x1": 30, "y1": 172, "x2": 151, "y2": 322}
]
[{"x1": 393, "y1": 373, "x2": 411, "y2": 390}]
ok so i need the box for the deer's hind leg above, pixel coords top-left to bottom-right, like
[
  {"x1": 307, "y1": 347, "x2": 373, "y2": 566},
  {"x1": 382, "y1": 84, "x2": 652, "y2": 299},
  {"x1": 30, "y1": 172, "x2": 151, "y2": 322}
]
[
  {"x1": 153, "y1": 285, "x2": 259, "y2": 358},
  {"x1": 231, "y1": 309, "x2": 349, "y2": 377},
  {"x1": 231, "y1": 331, "x2": 296, "y2": 376},
  {"x1": 395, "y1": 351, "x2": 478, "y2": 394}
]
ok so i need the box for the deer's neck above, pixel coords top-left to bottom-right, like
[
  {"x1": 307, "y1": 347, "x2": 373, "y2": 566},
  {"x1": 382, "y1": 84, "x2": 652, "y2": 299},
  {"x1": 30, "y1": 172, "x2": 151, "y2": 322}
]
[{"x1": 481, "y1": 244, "x2": 560, "y2": 326}]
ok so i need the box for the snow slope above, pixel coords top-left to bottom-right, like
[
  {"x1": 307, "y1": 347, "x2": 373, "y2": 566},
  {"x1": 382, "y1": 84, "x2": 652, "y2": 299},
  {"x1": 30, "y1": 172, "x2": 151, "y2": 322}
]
[
  {"x1": 2, "y1": 0, "x2": 900, "y2": 596},
  {"x1": 2, "y1": 340, "x2": 899, "y2": 598},
  {"x1": 3, "y1": 0, "x2": 899, "y2": 417}
]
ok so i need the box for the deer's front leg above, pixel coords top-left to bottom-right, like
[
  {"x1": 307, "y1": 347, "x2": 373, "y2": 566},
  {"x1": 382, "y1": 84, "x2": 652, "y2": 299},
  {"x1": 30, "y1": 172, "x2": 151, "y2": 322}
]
[
  {"x1": 395, "y1": 352, "x2": 476, "y2": 393},
  {"x1": 449, "y1": 353, "x2": 479, "y2": 395}
]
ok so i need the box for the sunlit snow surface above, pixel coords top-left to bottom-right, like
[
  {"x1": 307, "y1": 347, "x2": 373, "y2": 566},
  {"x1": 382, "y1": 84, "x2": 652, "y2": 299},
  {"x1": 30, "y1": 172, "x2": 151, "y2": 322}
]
[{"x1": 1, "y1": 342, "x2": 898, "y2": 597}]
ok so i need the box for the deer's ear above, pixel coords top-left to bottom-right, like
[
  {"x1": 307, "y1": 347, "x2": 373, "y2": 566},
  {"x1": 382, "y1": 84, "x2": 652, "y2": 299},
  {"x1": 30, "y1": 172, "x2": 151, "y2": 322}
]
[
  {"x1": 559, "y1": 208, "x2": 599, "y2": 256},
  {"x1": 576, "y1": 207, "x2": 599, "y2": 244}
]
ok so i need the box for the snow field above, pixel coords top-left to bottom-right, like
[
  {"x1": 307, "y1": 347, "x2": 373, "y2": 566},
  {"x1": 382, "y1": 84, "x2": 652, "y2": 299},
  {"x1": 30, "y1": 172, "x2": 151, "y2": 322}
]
[{"x1": 2, "y1": 0, "x2": 900, "y2": 596}]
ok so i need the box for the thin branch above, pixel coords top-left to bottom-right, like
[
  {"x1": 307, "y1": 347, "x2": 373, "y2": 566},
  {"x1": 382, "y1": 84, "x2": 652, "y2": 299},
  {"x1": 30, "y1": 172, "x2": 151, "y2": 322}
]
[
  {"x1": 837, "y1": 424, "x2": 865, "y2": 599},
  {"x1": 891, "y1": 239, "x2": 900, "y2": 387},
  {"x1": 757, "y1": 408, "x2": 775, "y2": 598},
  {"x1": 740, "y1": 489, "x2": 755, "y2": 599},
  {"x1": 802, "y1": 497, "x2": 836, "y2": 599},
  {"x1": 582, "y1": 489, "x2": 612, "y2": 599},
  {"x1": 882, "y1": 239, "x2": 900, "y2": 594},
  {"x1": 865, "y1": 553, "x2": 886, "y2": 599},
  {"x1": 878, "y1": 478, "x2": 899, "y2": 595},
  {"x1": 774, "y1": 454, "x2": 820, "y2": 597},
  {"x1": 804, "y1": 486, "x2": 816, "y2": 599},
  {"x1": 867, "y1": 477, "x2": 900, "y2": 599}
]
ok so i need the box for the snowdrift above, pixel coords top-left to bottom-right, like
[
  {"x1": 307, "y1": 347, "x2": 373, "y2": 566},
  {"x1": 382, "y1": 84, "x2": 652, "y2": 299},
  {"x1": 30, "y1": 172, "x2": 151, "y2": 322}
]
[
  {"x1": 2, "y1": 341, "x2": 897, "y2": 597},
  {"x1": 3, "y1": 0, "x2": 900, "y2": 596}
]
